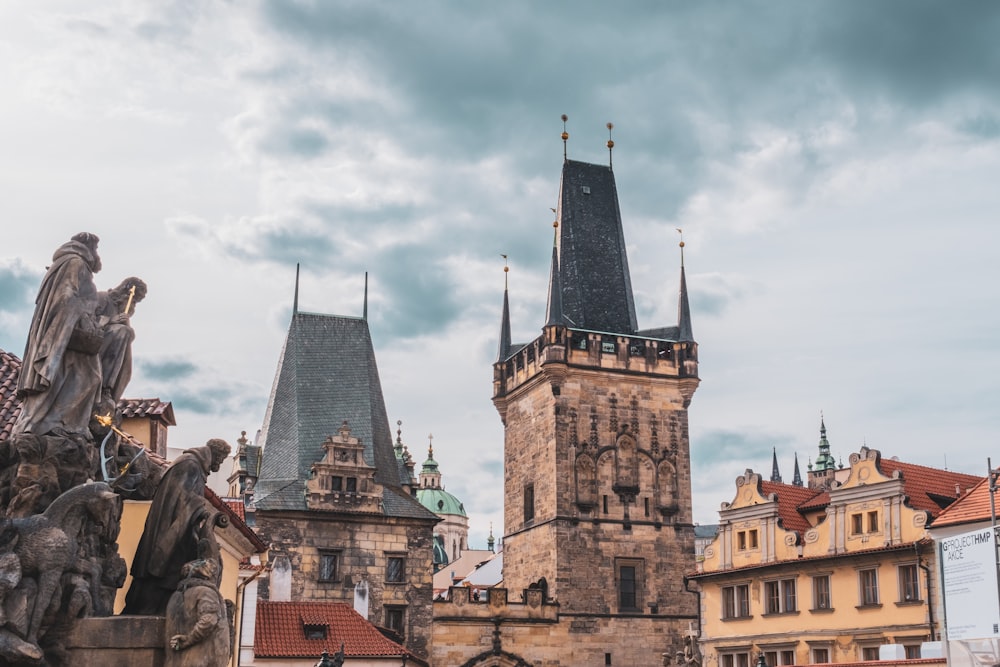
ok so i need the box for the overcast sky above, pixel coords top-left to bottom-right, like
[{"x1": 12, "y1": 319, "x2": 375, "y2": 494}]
[{"x1": 2, "y1": 2, "x2": 998, "y2": 547}]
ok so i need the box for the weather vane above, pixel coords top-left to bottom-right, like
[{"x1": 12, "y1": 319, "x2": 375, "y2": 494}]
[
  {"x1": 607, "y1": 122, "x2": 614, "y2": 168},
  {"x1": 561, "y1": 114, "x2": 569, "y2": 162}
]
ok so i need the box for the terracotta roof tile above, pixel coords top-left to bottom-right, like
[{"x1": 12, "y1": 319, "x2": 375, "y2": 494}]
[
  {"x1": 222, "y1": 497, "x2": 247, "y2": 522},
  {"x1": 879, "y1": 458, "x2": 981, "y2": 517},
  {"x1": 255, "y1": 601, "x2": 413, "y2": 659},
  {"x1": 0, "y1": 349, "x2": 22, "y2": 442},
  {"x1": 118, "y1": 397, "x2": 176, "y2": 425},
  {"x1": 930, "y1": 474, "x2": 998, "y2": 528},
  {"x1": 759, "y1": 481, "x2": 822, "y2": 535}
]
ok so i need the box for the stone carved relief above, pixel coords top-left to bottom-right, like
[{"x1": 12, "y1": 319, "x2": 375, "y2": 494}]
[{"x1": 574, "y1": 455, "x2": 597, "y2": 508}]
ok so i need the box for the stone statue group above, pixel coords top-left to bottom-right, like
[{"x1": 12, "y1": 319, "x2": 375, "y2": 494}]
[{"x1": 0, "y1": 233, "x2": 231, "y2": 666}]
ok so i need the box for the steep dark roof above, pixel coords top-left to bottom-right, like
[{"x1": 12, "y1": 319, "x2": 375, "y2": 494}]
[
  {"x1": 553, "y1": 159, "x2": 638, "y2": 334},
  {"x1": 254, "y1": 312, "x2": 434, "y2": 520}
]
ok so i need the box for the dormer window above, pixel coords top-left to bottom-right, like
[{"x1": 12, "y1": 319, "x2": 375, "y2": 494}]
[{"x1": 302, "y1": 623, "x2": 327, "y2": 640}]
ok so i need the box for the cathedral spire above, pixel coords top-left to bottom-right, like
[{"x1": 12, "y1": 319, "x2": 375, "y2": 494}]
[
  {"x1": 770, "y1": 447, "x2": 782, "y2": 483},
  {"x1": 497, "y1": 258, "x2": 512, "y2": 362},
  {"x1": 814, "y1": 412, "x2": 836, "y2": 471},
  {"x1": 363, "y1": 271, "x2": 368, "y2": 321},
  {"x1": 676, "y1": 232, "x2": 694, "y2": 342},
  {"x1": 792, "y1": 452, "x2": 803, "y2": 486},
  {"x1": 293, "y1": 263, "x2": 300, "y2": 315}
]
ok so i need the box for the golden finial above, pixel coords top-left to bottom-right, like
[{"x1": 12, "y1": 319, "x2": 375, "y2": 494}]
[
  {"x1": 428, "y1": 433, "x2": 434, "y2": 459},
  {"x1": 561, "y1": 114, "x2": 569, "y2": 162},
  {"x1": 607, "y1": 122, "x2": 615, "y2": 168},
  {"x1": 501, "y1": 254, "x2": 509, "y2": 288},
  {"x1": 676, "y1": 228, "x2": 685, "y2": 266}
]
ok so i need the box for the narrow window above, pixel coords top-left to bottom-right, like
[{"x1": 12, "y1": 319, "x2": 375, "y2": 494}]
[
  {"x1": 386, "y1": 556, "x2": 406, "y2": 583},
  {"x1": 644, "y1": 497, "x2": 650, "y2": 517},
  {"x1": 859, "y1": 568, "x2": 879, "y2": 605},
  {"x1": 781, "y1": 650, "x2": 795, "y2": 665},
  {"x1": 898, "y1": 564, "x2": 920, "y2": 602},
  {"x1": 603, "y1": 494, "x2": 609, "y2": 514},
  {"x1": 737, "y1": 531, "x2": 747, "y2": 551},
  {"x1": 812, "y1": 575, "x2": 831, "y2": 610},
  {"x1": 782, "y1": 578, "x2": 797, "y2": 612},
  {"x1": 615, "y1": 558, "x2": 643, "y2": 612},
  {"x1": 765, "y1": 652, "x2": 778, "y2": 667},
  {"x1": 345, "y1": 477, "x2": 357, "y2": 493},
  {"x1": 749, "y1": 529, "x2": 759, "y2": 549},
  {"x1": 811, "y1": 647, "x2": 829, "y2": 664},
  {"x1": 867, "y1": 510, "x2": 879, "y2": 533},
  {"x1": 524, "y1": 483, "x2": 535, "y2": 522},
  {"x1": 318, "y1": 551, "x2": 339, "y2": 582},
  {"x1": 384, "y1": 606, "x2": 405, "y2": 637},
  {"x1": 331, "y1": 476, "x2": 343, "y2": 491},
  {"x1": 851, "y1": 513, "x2": 863, "y2": 534},
  {"x1": 765, "y1": 581, "x2": 780, "y2": 614},
  {"x1": 904, "y1": 646, "x2": 921, "y2": 659},
  {"x1": 862, "y1": 647, "x2": 880, "y2": 661}
]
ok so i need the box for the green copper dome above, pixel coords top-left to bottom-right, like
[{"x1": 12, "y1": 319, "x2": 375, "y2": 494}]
[{"x1": 417, "y1": 487, "x2": 467, "y2": 517}]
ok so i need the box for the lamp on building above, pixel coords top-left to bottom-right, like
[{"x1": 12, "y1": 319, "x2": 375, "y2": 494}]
[{"x1": 756, "y1": 653, "x2": 768, "y2": 667}]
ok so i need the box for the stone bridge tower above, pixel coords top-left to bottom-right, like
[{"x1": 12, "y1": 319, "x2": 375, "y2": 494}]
[{"x1": 493, "y1": 153, "x2": 700, "y2": 655}]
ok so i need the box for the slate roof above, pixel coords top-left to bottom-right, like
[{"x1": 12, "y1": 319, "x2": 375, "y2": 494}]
[
  {"x1": 254, "y1": 600, "x2": 418, "y2": 661},
  {"x1": 930, "y1": 473, "x2": 998, "y2": 528},
  {"x1": 253, "y1": 312, "x2": 435, "y2": 520},
  {"x1": 0, "y1": 349, "x2": 22, "y2": 442},
  {"x1": 553, "y1": 159, "x2": 638, "y2": 335},
  {"x1": 118, "y1": 397, "x2": 176, "y2": 425}
]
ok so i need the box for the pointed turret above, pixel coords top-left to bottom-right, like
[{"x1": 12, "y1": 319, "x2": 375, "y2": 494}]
[
  {"x1": 677, "y1": 257, "x2": 694, "y2": 343},
  {"x1": 814, "y1": 415, "x2": 836, "y2": 471},
  {"x1": 770, "y1": 447, "x2": 782, "y2": 483},
  {"x1": 792, "y1": 452, "x2": 803, "y2": 487},
  {"x1": 545, "y1": 237, "x2": 564, "y2": 327},
  {"x1": 497, "y1": 263, "x2": 512, "y2": 362}
]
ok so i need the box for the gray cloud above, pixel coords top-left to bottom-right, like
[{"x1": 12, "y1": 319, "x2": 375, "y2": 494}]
[{"x1": 138, "y1": 358, "x2": 198, "y2": 382}]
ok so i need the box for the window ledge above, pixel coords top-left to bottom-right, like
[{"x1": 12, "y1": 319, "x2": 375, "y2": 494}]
[
  {"x1": 762, "y1": 611, "x2": 801, "y2": 617},
  {"x1": 855, "y1": 603, "x2": 883, "y2": 610},
  {"x1": 809, "y1": 607, "x2": 835, "y2": 613},
  {"x1": 895, "y1": 600, "x2": 923, "y2": 607},
  {"x1": 721, "y1": 615, "x2": 754, "y2": 622}
]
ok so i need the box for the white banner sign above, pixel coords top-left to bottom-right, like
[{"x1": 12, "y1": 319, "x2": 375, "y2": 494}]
[{"x1": 940, "y1": 527, "x2": 1000, "y2": 641}]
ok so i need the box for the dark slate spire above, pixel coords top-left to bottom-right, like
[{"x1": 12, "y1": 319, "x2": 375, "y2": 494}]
[
  {"x1": 253, "y1": 310, "x2": 434, "y2": 520},
  {"x1": 554, "y1": 159, "x2": 638, "y2": 334},
  {"x1": 676, "y1": 239, "x2": 694, "y2": 342},
  {"x1": 293, "y1": 263, "x2": 300, "y2": 315},
  {"x1": 497, "y1": 260, "x2": 511, "y2": 362},
  {"x1": 770, "y1": 447, "x2": 782, "y2": 483},
  {"x1": 792, "y1": 452, "x2": 803, "y2": 487},
  {"x1": 545, "y1": 227, "x2": 564, "y2": 327}
]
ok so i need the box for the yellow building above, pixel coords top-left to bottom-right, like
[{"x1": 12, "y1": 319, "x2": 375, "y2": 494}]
[{"x1": 691, "y1": 437, "x2": 981, "y2": 667}]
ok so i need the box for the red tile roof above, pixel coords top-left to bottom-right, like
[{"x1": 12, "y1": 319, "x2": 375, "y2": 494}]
[
  {"x1": 879, "y1": 458, "x2": 981, "y2": 517},
  {"x1": 759, "y1": 481, "x2": 821, "y2": 534},
  {"x1": 205, "y1": 488, "x2": 266, "y2": 552},
  {"x1": 222, "y1": 497, "x2": 247, "y2": 523},
  {"x1": 118, "y1": 397, "x2": 176, "y2": 425},
  {"x1": 254, "y1": 601, "x2": 414, "y2": 660},
  {"x1": 930, "y1": 473, "x2": 998, "y2": 528},
  {"x1": 0, "y1": 349, "x2": 22, "y2": 442}
]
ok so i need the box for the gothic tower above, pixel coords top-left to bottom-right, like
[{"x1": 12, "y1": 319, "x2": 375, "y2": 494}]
[{"x1": 492, "y1": 150, "x2": 699, "y2": 656}]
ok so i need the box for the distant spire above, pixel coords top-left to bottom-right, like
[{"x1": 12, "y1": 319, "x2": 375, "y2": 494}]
[
  {"x1": 792, "y1": 452, "x2": 803, "y2": 486},
  {"x1": 814, "y1": 412, "x2": 836, "y2": 471},
  {"x1": 487, "y1": 522, "x2": 495, "y2": 552},
  {"x1": 676, "y1": 231, "x2": 694, "y2": 342},
  {"x1": 545, "y1": 217, "x2": 564, "y2": 327},
  {"x1": 561, "y1": 114, "x2": 569, "y2": 163},
  {"x1": 394, "y1": 419, "x2": 405, "y2": 459},
  {"x1": 607, "y1": 122, "x2": 615, "y2": 169},
  {"x1": 363, "y1": 271, "x2": 368, "y2": 321},
  {"x1": 497, "y1": 258, "x2": 511, "y2": 362},
  {"x1": 293, "y1": 263, "x2": 300, "y2": 315},
  {"x1": 770, "y1": 447, "x2": 782, "y2": 483}
]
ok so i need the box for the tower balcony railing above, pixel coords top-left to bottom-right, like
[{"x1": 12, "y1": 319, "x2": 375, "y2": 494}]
[{"x1": 494, "y1": 326, "x2": 698, "y2": 397}]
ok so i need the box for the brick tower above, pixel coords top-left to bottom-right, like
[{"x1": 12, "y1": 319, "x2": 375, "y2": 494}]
[{"x1": 492, "y1": 151, "x2": 700, "y2": 661}]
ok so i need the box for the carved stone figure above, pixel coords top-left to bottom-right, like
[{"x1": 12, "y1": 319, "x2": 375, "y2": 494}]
[
  {"x1": 95, "y1": 276, "x2": 147, "y2": 409},
  {"x1": 124, "y1": 439, "x2": 231, "y2": 615},
  {"x1": 0, "y1": 482, "x2": 120, "y2": 664},
  {"x1": 165, "y1": 558, "x2": 230, "y2": 667},
  {"x1": 14, "y1": 233, "x2": 103, "y2": 439}
]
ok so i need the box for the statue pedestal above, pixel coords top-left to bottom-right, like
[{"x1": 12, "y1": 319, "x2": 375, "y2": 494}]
[{"x1": 66, "y1": 616, "x2": 165, "y2": 667}]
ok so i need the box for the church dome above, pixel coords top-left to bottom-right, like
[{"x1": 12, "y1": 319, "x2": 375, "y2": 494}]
[{"x1": 417, "y1": 487, "x2": 467, "y2": 517}]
